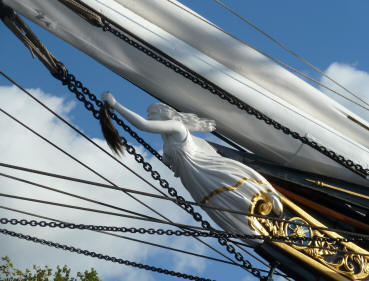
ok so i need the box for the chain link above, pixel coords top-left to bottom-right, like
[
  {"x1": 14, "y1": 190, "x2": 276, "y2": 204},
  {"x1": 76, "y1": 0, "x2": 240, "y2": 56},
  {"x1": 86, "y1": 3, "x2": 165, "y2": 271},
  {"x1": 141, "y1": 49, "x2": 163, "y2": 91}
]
[
  {"x1": 51, "y1": 16, "x2": 367, "y2": 279},
  {"x1": 99, "y1": 19, "x2": 369, "y2": 179},
  {"x1": 54, "y1": 62, "x2": 165, "y2": 165},
  {"x1": 3, "y1": 218, "x2": 368, "y2": 250},
  {"x1": 0, "y1": 227, "x2": 214, "y2": 281},
  {"x1": 4, "y1": 1, "x2": 366, "y2": 279},
  {"x1": 54, "y1": 64, "x2": 266, "y2": 278}
]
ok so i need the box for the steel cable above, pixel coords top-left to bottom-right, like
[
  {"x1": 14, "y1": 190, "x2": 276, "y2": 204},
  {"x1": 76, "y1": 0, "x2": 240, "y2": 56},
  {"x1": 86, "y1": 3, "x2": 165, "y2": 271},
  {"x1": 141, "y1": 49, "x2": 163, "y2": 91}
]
[
  {"x1": 0, "y1": 205, "x2": 238, "y2": 268},
  {"x1": 2, "y1": 217, "x2": 369, "y2": 257},
  {"x1": 167, "y1": 0, "x2": 369, "y2": 111},
  {"x1": 211, "y1": 0, "x2": 369, "y2": 109},
  {"x1": 0, "y1": 71, "x2": 247, "y2": 270},
  {"x1": 0, "y1": 227, "x2": 215, "y2": 281},
  {"x1": 4, "y1": 4, "x2": 364, "y2": 277},
  {"x1": 1, "y1": 162, "x2": 368, "y2": 239},
  {"x1": 0, "y1": 171, "x2": 162, "y2": 221},
  {"x1": 0, "y1": 192, "x2": 367, "y2": 245}
]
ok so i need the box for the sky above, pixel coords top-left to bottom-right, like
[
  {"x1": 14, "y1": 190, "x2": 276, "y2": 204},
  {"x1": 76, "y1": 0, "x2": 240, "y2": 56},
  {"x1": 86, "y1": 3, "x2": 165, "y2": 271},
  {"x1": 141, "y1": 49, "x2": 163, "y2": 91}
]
[{"x1": 0, "y1": 1, "x2": 369, "y2": 281}]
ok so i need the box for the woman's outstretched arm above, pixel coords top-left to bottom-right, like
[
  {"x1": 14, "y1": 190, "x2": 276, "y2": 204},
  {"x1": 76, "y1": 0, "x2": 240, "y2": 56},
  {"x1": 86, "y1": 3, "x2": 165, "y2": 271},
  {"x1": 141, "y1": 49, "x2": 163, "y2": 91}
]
[{"x1": 102, "y1": 92, "x2": 187, "y2": 138}]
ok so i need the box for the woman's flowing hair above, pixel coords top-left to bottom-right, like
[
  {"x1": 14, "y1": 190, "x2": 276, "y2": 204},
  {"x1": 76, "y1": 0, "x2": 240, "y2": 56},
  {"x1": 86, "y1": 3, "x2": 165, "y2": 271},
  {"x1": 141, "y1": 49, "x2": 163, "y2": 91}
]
[
  {"x1": 147, "y1": 103, "x2": 216, "y2": 132},
  {"x1": 99, "y1": 103, "x2": 124, "y2": 155},
  {"x1": 178, "y1": 112, "x2": 216, "y2": 132}
]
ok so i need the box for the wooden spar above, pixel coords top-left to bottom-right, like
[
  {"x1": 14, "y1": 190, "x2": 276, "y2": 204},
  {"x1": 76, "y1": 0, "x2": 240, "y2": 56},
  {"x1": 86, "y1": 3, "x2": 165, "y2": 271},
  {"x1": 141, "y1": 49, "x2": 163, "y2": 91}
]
[{"x1": 273, "y1": 184, "x2": 369, "y2": 233}]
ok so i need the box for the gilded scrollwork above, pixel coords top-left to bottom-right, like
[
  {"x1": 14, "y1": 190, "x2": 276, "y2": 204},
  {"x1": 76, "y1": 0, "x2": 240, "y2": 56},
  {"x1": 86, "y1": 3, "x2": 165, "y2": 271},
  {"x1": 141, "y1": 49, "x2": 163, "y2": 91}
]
[{"x1": 248, "y1": 191, "x2": 369, "y2": 280}]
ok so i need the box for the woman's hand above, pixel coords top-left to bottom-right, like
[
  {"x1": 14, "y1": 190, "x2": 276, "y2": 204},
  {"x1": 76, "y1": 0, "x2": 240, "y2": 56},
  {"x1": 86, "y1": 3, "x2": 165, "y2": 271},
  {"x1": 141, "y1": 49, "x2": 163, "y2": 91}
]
[{"x1": 102, "y1": 91, "x2": 117, "y2": 109}]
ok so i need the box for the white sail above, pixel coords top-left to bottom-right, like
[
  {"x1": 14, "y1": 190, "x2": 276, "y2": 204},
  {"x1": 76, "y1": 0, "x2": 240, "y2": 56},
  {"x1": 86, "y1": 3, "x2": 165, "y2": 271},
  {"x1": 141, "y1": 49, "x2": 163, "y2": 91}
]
[
  {"x1": 4, "y1": 0, "x2": 369, "y2": 186},
  {"x1": 118, "y1": 0, "x2": 369, "y2": 150}
]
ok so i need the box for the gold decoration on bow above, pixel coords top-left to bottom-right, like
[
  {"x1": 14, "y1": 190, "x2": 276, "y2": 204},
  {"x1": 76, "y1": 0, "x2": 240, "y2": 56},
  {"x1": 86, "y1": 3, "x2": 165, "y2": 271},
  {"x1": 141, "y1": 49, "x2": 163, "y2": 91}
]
[{"x1": 248, "y1": 192, "x2": 369, "y2": 280}]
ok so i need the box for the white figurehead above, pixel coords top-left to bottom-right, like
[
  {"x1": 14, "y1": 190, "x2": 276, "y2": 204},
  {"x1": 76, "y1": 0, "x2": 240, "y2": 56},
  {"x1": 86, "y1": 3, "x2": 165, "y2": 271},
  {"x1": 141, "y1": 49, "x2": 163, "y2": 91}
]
[{"x1": 101, "y1": 91, "x2": 283, "y2": 246}]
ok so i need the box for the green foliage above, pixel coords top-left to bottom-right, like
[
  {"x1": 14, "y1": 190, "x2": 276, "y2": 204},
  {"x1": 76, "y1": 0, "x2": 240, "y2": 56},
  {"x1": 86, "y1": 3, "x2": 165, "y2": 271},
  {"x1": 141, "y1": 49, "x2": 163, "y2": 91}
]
[{"x1": 0, "y1": 256, "x2": 101, "y2": 281}]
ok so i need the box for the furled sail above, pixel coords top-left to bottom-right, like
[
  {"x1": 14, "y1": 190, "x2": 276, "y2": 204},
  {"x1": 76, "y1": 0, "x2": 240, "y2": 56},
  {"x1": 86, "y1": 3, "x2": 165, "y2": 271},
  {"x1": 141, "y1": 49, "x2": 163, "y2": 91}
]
[{"x1": 4, "y1": 0, "x2": 369, "y2": 186}]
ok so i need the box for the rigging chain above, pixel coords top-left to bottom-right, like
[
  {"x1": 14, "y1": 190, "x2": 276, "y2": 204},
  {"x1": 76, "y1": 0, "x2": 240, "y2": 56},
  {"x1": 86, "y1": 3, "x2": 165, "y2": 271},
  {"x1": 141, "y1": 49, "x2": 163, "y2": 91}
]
[
  {"x1": 2, "y1": 2, "x2": 366, "y2": 279},
  {"x1": 2, "y1": 218, "x2": 368, "y2": 247},
  {"x1": 211, "y1": 0, "x2": 369, "y2": 109},
  {"x1": 53, "y1": 18, "x2": 369, "y2": 278},
  {"x1": 0, "y1": 72, "x2": 279, "y2": 278},
  {"x1": 0, "y1": 66, "x2": 265, "y2": 277},
  {"x1": 95, "y1": 18, "x2": 369, "y2": 179},
  {"x1": 53, "y1": 16, "x2": 369, "y2": 277},
  {"x1": 0, "y1": 206, "x2": 292, "y2": 279},
  {"x1": 52, "y1": 67, "x2": 275, "y2": 279},
  {"x1": 46, "y1": 56, "x2": 267, "y2": 276},
  {"x1": 166, "y1": 0, "x2": 369, "y2": 112},
  {"x1": 0, "y1": 227, "x2": 214, "y2": 281},
  {"x1": 0, "y1": 205, "x2": 247, "y2": 270},
  {"x1": 3, "y1": 5, "x2": 360, "y2": 279},
  {"x1": 1, "y1": 162, "x2": 368, "y2": 239}
]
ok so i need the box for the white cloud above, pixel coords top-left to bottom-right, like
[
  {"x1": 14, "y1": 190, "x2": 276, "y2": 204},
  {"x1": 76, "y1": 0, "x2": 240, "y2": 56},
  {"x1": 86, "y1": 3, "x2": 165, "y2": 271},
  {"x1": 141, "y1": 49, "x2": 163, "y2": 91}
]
[
  {"x1": 171, "y1": 238, "x2": 207, "y2": 273},
  {"x1": 320, "y1": 62, "x2": 369, "y2": 122},
  {"x1": 0, "y1": 85, "x2": 211, "y2": 280}
]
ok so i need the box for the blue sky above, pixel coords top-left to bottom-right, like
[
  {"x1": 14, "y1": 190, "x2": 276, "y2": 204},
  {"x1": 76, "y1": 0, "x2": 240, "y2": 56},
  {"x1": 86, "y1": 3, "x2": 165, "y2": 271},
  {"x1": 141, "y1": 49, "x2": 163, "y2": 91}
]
[
  {"x1": 1, "y1": 1, "x2": 369, "y2": 281},
  {"x1": 1, "y1": 0, "x2": 369, "y2": 137}
]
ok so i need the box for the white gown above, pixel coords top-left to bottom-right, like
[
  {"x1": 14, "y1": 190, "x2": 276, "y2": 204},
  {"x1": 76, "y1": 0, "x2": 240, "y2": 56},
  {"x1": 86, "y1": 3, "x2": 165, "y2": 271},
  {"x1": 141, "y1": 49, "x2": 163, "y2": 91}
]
[{"x1": 163, "y1": 130, "x2": 278, "y2": 246}]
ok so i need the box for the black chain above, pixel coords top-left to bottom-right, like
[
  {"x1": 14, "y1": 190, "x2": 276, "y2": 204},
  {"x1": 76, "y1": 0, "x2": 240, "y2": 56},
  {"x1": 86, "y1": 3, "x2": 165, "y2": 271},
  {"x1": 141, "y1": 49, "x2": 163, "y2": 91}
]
[
  {"x1": 98, "y1": 19, "x2": 369, "y2": 179},
  {"x1": 4, "y1": 1, "x2": 365, "y2": 278},
  {"x1": 3, "y1": 218, "x2": 367, "y2": 245},
  {"x1": 51, "y1": 14, "x2": 367, "y2": 279},
  {"x1": 0, "y1": 227, "x2": 214, "y2": 281},
  {"x1": 54, "y1": 66, "x2": 266, "y2": 278},
  {"x1": 54, "y1": 65, "x2": 165, "y2": 165}
]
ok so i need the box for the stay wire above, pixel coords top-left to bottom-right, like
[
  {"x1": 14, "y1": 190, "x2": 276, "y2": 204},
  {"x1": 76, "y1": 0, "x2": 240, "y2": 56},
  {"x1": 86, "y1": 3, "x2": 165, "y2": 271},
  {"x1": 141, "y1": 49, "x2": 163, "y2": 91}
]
[
  {"x1": 0, "y1": 71, "x2": 245, "y2": 270},
  {"x1": 8, "y1": 7, "x2": 360, "y2": 276},
  {"x1": 0, "y1": 205, "x2": 237, "y2": 268},
  {"x1": 0, "y1": 8, "x2": 312, "y2": 279},
  {"x1": 87, "y1": 6, "x2": 368, "y2": 179},
  {"x1": 168, "y1": 0, "x2": 369, "y2": 111},
  {"x1": 0, "y1": 162, "x2": 268, "y2": 219},
  {"x1": 60, "y1": 14, "x2": 366, "y2": 278},
  {"x1": 0, "y1": 191, "x2": 208, "y2": 231},
  {"x1": 1, "y1": 161, "x2": 368, "y2": 239},
  {"x1": 0, "y1": 170, "x2": 243, "y2": 235},
  {"x1": 0, "y1": 105, "x2": 169, "y2": 224},
  {"x1": 1, "y1": 192, "x2": 368, "y2": 248},
  {"x1": 0, "y1": 171, "x2": 293, "y2": 279},
  {"x1": 211, "y1": 0, "x2": 369, "y2": 109},
  {"x1": 0, "y1": 205, "x2": 289, "y2": 279},
  {"x1": 0, "y1": 171, "x2": 162, "y2": 222},
  {"x1": 0, "y1": 71, "x2": 248, "y2": 266},
  {"x1": 0, "y1": 164, "x2": 352, "y2": 281},
  {"x1": 1, "y1": 86, "x2": 362, "y2": 278},
  {"x1": 3, "y1": 5, "x2": 364, "y2": 277},
  {"x1": 0, "y1": 190, "x2": 308, "y2": 251},
  {"x1": 0, "y1": 167, "x2": 286, "y2": 279},
  {"x1": 0, "y1": 227, "x2": 215, "y2": 281},
  {"x1": 0, "y1": 104, "x2": 212, "y2": 254},
  {"x1": 2, "y1": 216, "x2": 368, "y2": 258},
  {"x1": 0, "y1": 72, "x2": 265, "y2": 226},
  {"x1": 0, "y1": 70, "x2": 168, "y2": 199}
]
